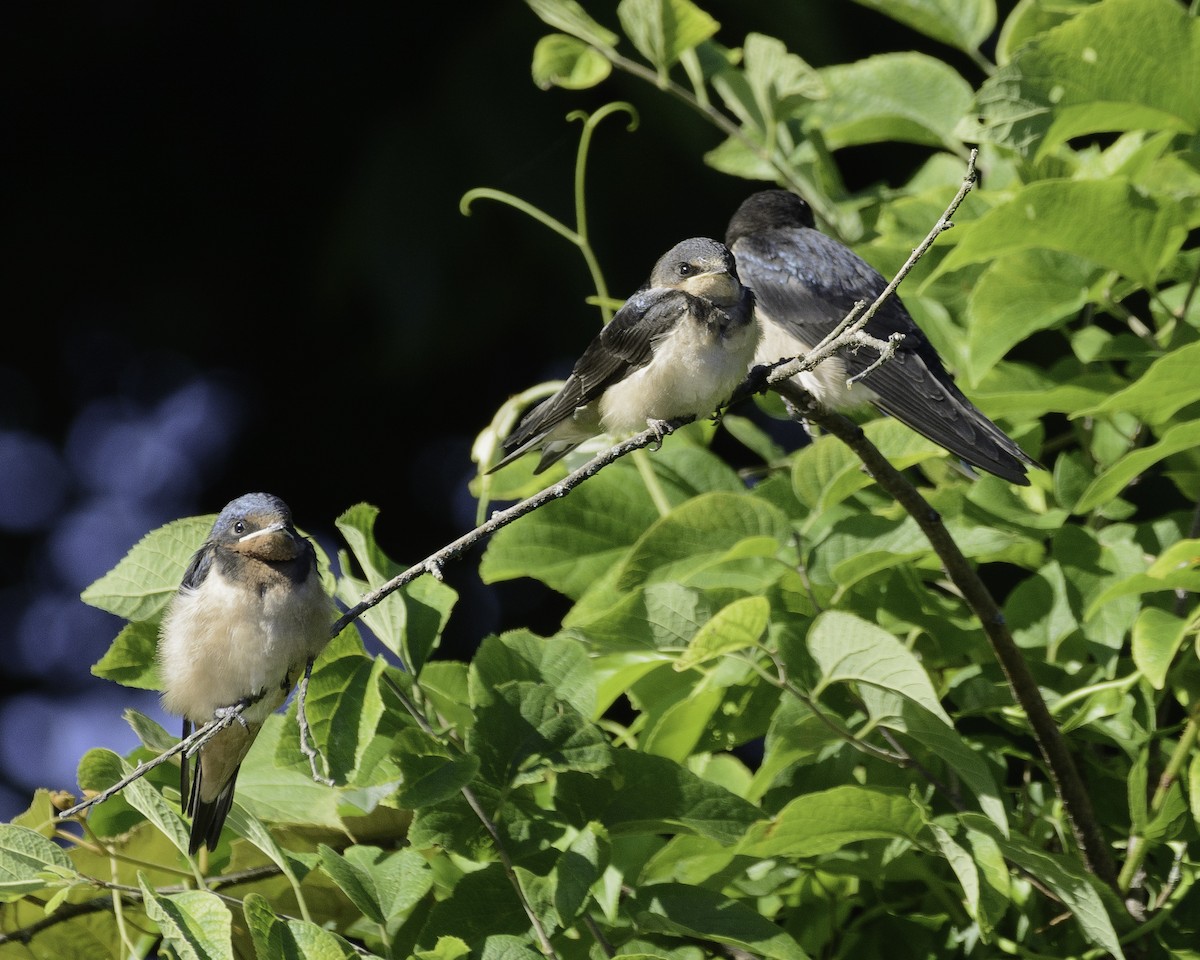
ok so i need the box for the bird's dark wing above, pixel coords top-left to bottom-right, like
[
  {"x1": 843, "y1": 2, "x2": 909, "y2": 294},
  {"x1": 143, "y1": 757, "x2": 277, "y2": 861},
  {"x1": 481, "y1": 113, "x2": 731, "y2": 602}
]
[
  {"x1": 733, "y1": 226, "x2": 923, "y2": 351},
  {"x1": 500, "y1": 288, "x2": 692, "y2": 454},
  {"x1": 736, "y1": 227, "x2": 1039, "y2": 484},
  {"x1": 178, "y1": 543, "x2": 215, "y2": 591}
]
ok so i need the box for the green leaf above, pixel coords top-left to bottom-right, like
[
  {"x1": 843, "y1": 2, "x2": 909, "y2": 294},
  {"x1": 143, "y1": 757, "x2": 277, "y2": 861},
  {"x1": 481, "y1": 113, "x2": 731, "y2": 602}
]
[
  {"x1": 557, "y1": 749, "x2": 762, "y2": 843},
  {"x1": 737, "y1": 785, "x2": 924, "y2": 857},
  {"x1": 928, "y1": 823, "x2": 990, "y2": 940},
  {"x1": 791, "y1": 419, "x2": 949, "y2": 512},
  {"x1": 124, "y1": 708, "x2": 177, "y2": 752},
  {"x1": 532, "y1": 34, "x2": 614, "y2": 90},
  {"x1": 617, "y1": 0, "x2": 719, "y2": 71},
  {"x1": 553, "y1": 823, "x2": 608, "y2": 923},
  {"x1": 91, "y1": 619, "x2": 161, "y2": 690},
  {"x1": 140, "y1": 876, "x2": 233, "y2": 960},
  {"x1": 674, "y1": 595, "x2": 770, "y2": 669},
  {"x1": 966, "y1": 0, "x2": 1200, "y2": 157},
  {"x1": 318, "y1": 845, "x2": 433, "y2": 926},
  {"x1": 1132, "y1": 607, "x2": 1188, "y2": 689},
  {"x1": 303, "y1": 645, "x2": 389, "y2": 784},
  {"x1": 933, "y1": 178, "x2": 1186, "y2": 289},
  {"x1": 469, "y1": 631, "x2": 596, "y2": 718},
  {"x1": 222, "y1": 802, "x2": 309, "y2": 893},
  {"x1": 860, "y1": 688, "x2": 1008, "y2": 834},
  {"x1": 615, "y1": 492, "x2": 792, "y2": 590},
  {"x1": 525, "y1": 0, "x2": 620, "y2": 49},
  {"x1": 1188, "y1": 751, "x2": 1200, "y2": 830},
  {"x1": 233, "y1": 715, "x2": 344, "y2": 831},
  {"x1": 630, "y1": 882, "x2": 810, "y2": 960},
  {"x1": 1076, "y1": 341, "x2": 1200, "y2": 426},
  {"x1": 420, "y1": 863, "x2": 533, "y2": 949},
  {"x1": 481, "y1": 935, "x2": 545, "y2": 960},
  {"x1": 416, "y1": 936, "x2": 473, "y2": 960},
  {"x1": 81, "y1": 515, "x2": 211, "y2": 620},
  {"x1": 397, "y1": 749, "x2": 479, "y2": 809},
  {"x1": 982, "y1": 820, "x2": 1125, "y2": 958},
  {"x1": 1074, "y1": 420, "x2": 1200, "y2": 514},
  {"x1": 995, "y1": 0, "x2": 1088, "y2": 65},
  {"x1": 741, "y1": 32, "x2": 825, "y2": 121},
  {"x1": 481, "y1": 461, "x2": 658, "y2": 599},
  {"x1": 808, "y1": 611, "x2": 952, "y2": 724},
  {"x1": 808, "y1": 52, "x2": 973, "y2": 151},
  {"x1": 77, "y1": 748, "x2": 191, "y2": 856},
  {"x1": 0, "y1": 825, "x2": 75, "y2": 901},
  {"x1": 963, "y1": 249, "x2": 1097, "y2": 383},
  {"x1": 641, "y1": 686, "x2": 725, "y2": 762},
  {"x1": 850, "y1": 0, "x2": 996, "y2": 53},
  {"x1": 242, "y1": 890, "x2": 360, "y2": 960},
  {"x1": 335, "y1": 502, "x2": 456, "y2": 672},
  {"x1": 470, "y1": 681, "x2": 611, "y2": 788}
]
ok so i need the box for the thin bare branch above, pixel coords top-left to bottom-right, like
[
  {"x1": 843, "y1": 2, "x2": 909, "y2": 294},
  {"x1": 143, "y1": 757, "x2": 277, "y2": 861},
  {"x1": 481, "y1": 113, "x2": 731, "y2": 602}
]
[
  {"x1": 56, "y1": 703, "x2": 248, "y2": 821},
  {"x1": 331, "y1": 417, "x2": 695, "y2": 638}
]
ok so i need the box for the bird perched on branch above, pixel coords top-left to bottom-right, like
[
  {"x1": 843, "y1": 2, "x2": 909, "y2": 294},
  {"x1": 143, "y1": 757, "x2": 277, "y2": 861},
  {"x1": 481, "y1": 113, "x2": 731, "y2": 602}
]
[
  {"x1": 490, "y1": 236, "x2": 759, "y2": 475},
  {"x1": 725, "y1": 189, "x2": 1040, "y2": 485},
  {"x1": 157, "y1": 492, "x2": 334, "y2": 854}
]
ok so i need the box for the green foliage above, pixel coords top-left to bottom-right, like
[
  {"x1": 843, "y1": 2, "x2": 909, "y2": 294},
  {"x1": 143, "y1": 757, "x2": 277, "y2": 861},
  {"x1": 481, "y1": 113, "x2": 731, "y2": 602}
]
[{"x1": 7, "y1": 0, "x2": 1200, "y2": 957}]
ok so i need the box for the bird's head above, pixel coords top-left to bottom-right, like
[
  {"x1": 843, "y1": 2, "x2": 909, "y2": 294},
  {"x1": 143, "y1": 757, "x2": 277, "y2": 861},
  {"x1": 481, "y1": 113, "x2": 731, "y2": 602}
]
[
  {"x1": 725, "y1": 190, "x2": 816, "y2": 245},
  {"x1": 651, "y1": 237, "x2": 743, "y2": 305},
  {"x1": 209, "y1": 492, "x2": 305, "y2": 563}
]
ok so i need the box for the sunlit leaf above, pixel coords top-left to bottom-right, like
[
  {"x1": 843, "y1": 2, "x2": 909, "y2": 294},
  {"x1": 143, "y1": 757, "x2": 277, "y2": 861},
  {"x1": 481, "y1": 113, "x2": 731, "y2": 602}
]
[
  {"x1": 532, "y1": 34, "x2": 613, "y2": 90},
  {"x1": 966, "y1": 0, "x2": 1200, "y2": 157},
  {"x1": 851, "y1": 0, "x2": 996, "y2": 53},
  {"x1": 140, "y1": 877, "x2": 233, "y2": 960},
  {"x1": 81, "y1": 515, "x2": 211, "y2": 621},
  {"x1": 808, "y1": 52, "x2": 973, "y2": 151},
  {"x1": 933, "y1": 178, "x2": 1186, "y2": 289},
  {"x1": 630, "y1": 882, "x2": 810, "y2": 960},
  {"x1": 738, "y1": 785, "x2": 925, "y2": 857},
  {"x1": 618, "y1": 0, "x2": 719, "y2": 71},
  {"x1": 1075, "y1": 341, "x2": 1200, "y2": 426}
]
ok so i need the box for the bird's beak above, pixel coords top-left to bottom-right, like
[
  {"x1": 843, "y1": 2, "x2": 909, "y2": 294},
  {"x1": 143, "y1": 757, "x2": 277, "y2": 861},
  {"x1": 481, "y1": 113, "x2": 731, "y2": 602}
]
[
  {"x1": 685, "y1": 270, "x2": 739, "y2": 304},
  {"x1": 234, "y1": 522, "x2": 302, "y2": 561},
  {"x1": 238, "y1": 521, "x2": 287, "y2": 544}
]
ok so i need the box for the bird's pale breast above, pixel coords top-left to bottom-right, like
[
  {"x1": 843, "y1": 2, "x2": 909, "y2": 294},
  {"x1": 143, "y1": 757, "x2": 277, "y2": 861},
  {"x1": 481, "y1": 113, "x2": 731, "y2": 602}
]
[{"x1": 599, "y1": 310, "x2": 758, "y2": 433}]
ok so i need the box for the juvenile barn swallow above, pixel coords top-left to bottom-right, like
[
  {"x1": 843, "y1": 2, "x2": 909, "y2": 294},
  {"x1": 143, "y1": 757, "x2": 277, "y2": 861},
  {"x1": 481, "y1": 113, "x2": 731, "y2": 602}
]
[
  {"x1": 157, "y1": 492, "x2": 334, "y2": 854},
  {"x1": 725, "y1": 190, "x2": 1040, "y2": 484},
  {"x1": 490, "y1": 237, "x2": 759, "y2": 474}
]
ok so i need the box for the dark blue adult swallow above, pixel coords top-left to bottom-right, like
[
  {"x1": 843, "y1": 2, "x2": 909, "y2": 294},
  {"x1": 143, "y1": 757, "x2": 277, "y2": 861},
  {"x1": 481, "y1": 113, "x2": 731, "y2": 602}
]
[{"x1": 726, "y1": 190, "x2": 1040, "y2": 485}]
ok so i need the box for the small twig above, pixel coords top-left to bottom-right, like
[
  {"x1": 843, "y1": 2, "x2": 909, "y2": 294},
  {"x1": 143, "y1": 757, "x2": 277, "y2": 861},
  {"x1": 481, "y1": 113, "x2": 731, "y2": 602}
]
[
  {"x1": 1178, "y1": 256, "x2": 1200, "y2": 326},
  {"x1": 785, "y1": 386, "x2": 1119, "y2": 894},
  {"x1": 877, "y1": 728, "x2": 967, "y2": 813},
  {"x1": 1118, "y1": 712, "x2": 1200, "y2": 896},
  {"x1": 846, "y1": 331, "x2": 906, "y2": 384},
  {"x1": 764, "y1": 149, "x2": 979, "y2": 394},
  {"x1": 331, "y1": 417, "x2": 695, "y2": 637},
  {"x1": 739, "y1": 152, "x2": 1118, "y2": 894},
  {"x1": 460, "y1": 786, "x2": 561, "y2": 959},
  {"x1": 380, "y1": 673, "x2": 560, "y2": 959},
  {"x1": 0, "y1": 864, "x2": 283, "y2": 947},
  {"x1": 296, "y1": 661, "x2": 333, "y2": 787},
  {"x1": 56, "y1": 703, "x2": 248, "y2": 820}
]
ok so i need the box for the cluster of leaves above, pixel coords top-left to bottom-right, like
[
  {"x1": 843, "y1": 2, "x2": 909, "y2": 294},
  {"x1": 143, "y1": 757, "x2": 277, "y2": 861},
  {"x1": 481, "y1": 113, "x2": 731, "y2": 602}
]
[{"x1": 3, "y1": 0, "x2": 1200, "y2": 957}]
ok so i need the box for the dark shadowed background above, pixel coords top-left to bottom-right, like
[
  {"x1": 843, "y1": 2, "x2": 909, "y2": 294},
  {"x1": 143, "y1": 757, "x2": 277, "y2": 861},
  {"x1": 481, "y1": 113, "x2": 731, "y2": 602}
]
[{"x1": 0, "y1": 2, "x2": 988, "y2": 819}]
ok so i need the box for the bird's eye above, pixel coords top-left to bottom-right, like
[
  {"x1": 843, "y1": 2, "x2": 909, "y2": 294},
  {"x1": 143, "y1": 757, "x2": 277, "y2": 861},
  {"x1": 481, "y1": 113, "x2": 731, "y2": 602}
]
[
  {"x1": 677, "y1": 263, "x2": 693, "y2": 277},
  {"x1": 233, "y1": 521, "x2": 246, "y2": 534}
]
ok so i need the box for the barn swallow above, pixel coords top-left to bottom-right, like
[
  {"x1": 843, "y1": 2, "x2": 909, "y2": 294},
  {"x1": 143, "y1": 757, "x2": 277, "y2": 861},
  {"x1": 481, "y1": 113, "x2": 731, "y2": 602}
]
[
  {"x1": 489, "y1": 237, "x2": 759, "y2": 474},
  {"x1": 157, "y1": 492, "x2": 334, "y2": 854},
  {"x1": 725, "y1": 190, "x2": 1040, "y2": 484}
]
